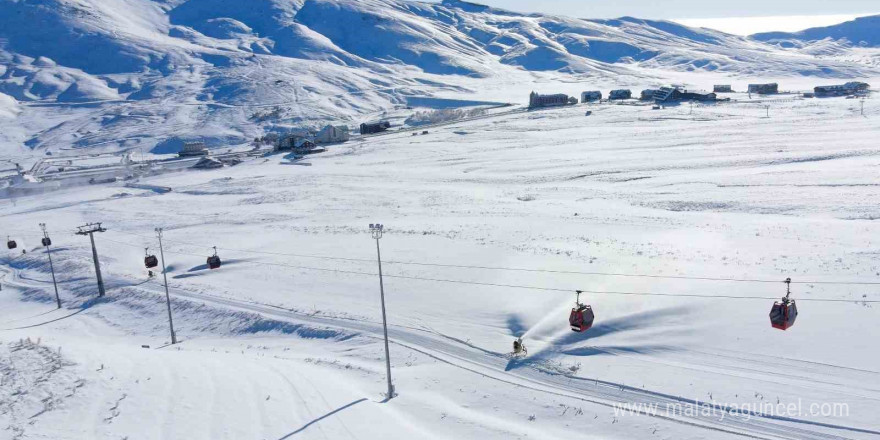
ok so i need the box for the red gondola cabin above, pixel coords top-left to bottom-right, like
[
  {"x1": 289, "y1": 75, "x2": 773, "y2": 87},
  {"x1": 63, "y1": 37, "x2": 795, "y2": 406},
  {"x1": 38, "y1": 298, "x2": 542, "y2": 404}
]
[
  {"x1": 769, "y1": 299, "x2": 797, "y2": 330},
  {"x1": 207, "y1": 255, "x2": 221, "y2": 269},
  {"x1": 569, "y1": 304, "x2": 595, "y2": 332},
  {"x1": 144, "y1": 255, "x2": 159, "y2": 269},
  {"x1": 770, "y1": 278, "x2": 798, "y2": 330},
  {"x1": 207, "y1": 246, "x2": 221, "y2": 269}
]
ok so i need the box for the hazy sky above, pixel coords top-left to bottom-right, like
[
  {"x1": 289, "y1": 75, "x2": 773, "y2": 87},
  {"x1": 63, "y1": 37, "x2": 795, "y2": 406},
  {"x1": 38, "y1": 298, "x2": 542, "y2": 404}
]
[
  {"x1": 675, "y1": 14, "x2": 874, "y2": 35},
  {"x1": 441, "y1": 0, "x2": 879, "y2": 35}
]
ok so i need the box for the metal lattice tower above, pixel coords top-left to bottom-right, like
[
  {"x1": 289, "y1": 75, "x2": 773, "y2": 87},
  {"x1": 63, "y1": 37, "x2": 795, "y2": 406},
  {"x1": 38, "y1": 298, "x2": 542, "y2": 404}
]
[{"x1": 76, "y1": 223, "x2": 107, "y2": 297}]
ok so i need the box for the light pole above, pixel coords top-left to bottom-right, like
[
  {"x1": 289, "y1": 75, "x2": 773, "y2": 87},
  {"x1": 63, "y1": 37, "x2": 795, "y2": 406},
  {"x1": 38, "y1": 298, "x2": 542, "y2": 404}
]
[
  {"x1": 370, "y1": 223, "x2": 394, "y2": 399},
  {"x1": 39, "y1": 223, "x2": 61, "y2": 309},
  {"x1": 155, "y1": 228, "x2": 177, "y2": 344}
]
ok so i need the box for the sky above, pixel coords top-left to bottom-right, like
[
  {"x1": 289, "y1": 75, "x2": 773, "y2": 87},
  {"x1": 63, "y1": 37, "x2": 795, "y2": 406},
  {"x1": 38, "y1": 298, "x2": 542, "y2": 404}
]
[
  {"x1": 675, "y1": 14, "x2": 875, "y2": 35},
  {"x1": 443, "y1": 0, "x2": 880, "y2": 35}
]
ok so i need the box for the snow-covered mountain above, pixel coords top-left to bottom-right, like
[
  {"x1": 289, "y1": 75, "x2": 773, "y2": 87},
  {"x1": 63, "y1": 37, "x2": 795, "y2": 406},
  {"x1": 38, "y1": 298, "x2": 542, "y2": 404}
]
[
  {"x1": 0, "y1": 0, "x2": 878, "y2": 158},
  {"x1": 752, "y1": 14, "x2": 880, "y2": 48}
]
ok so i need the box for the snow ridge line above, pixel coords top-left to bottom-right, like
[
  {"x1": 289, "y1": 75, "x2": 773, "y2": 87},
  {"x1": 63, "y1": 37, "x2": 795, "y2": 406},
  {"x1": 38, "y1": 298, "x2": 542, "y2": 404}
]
[{"x1": 0, "y1": 265, "x2": 359, "y2": 343}]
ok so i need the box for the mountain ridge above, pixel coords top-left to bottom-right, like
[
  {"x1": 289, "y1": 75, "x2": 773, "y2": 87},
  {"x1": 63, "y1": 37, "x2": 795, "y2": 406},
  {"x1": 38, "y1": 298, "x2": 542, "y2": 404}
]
[
  {"x1": 0, "y1": 0, "x2": 877, "y2": 158},
  {"x1": 751, "y1": 14, "x2": 880, "y2": 48}
]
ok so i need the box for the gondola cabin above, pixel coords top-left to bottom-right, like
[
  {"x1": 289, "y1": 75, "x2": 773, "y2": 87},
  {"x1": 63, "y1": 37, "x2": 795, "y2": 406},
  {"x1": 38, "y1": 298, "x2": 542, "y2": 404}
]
[
  {"x1": 769, "y1": 299, "x2": 797, "y2": 330},
  {"x1": 569, "y1": 305, "x2": 595, "y2": 332},
  {"x1": 7, "y1": 238, "x2": 16, "y2": 249},
  {"x1": 568, "y1": 290, "x2": 595, "y2": 332},
  {"x1": 41, "y1": 237, "x2": 51, "y2": 246},
  {"x1": 207, "y1": 255, "x2": 221, "y2": 269},
  {"x1": 144, "y1": 255, "x2": 159, "y2": 269},
  {"x1": 770, "y1": 278, "x2": 798, "y2": 330},
  {"x1": 207, "y1": 246, "x2": 221, "y2": 269}
]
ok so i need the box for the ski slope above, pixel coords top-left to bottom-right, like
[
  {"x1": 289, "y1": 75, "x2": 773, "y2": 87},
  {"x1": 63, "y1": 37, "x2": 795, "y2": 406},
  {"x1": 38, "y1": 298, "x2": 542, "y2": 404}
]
[{"x1": 1, "y1": 95, "x2": 879, "y2": 439}]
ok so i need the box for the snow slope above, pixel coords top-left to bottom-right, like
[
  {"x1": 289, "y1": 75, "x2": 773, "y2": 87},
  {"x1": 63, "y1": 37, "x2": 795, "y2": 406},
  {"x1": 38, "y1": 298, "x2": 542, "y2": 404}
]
[
  {"x1": 1, "y1": 95, "x2": 879, "y2": 439},
  {"x1": 752, "y1": 14, "x2": 880, "y2": 48},
  {"x1": 1, "y1": 0, "x2": 879, "y2": 165}
]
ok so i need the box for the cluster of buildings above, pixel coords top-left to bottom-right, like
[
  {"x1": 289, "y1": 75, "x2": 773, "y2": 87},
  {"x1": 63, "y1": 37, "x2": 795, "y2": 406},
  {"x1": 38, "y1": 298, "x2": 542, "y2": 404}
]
[
  {"x1": 176, "y1": 142, "x2": 243, "y2": 169},
  {"x1": 274, "y1": 124, "x2": 349, "y2": 154},
  {"x1": 529, "y1": 80, "x2": 870, "y2": 109},
  {"x1": 743, "y1": 81, "x2": 870, "y2": 97},
  {"x1": 650, "y1": 87, "x2": 717, "y2": 103},
  {"x1": 531, "y1": 86, "x2": 717, "y2": 107},
  {"x1": 813, "y1": 81, "x2": 870, "y2": 97},
  {"x1": 181, "y1": 119, "x2": 396, "y2": 159}
]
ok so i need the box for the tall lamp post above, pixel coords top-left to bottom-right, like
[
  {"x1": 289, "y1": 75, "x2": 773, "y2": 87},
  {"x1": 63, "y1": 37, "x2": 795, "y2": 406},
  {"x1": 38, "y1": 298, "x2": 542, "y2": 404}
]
[{"x1": 370, "y1": 223, "x2": 394, "y2": 399}]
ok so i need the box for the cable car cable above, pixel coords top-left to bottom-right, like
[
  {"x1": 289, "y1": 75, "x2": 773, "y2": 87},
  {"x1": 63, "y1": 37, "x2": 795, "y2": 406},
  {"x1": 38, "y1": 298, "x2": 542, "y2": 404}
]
[
  {"x1": 96, "y1": 236, "x2": 880, "y2": 304},
  {"x1": 104, "y1": 229, "x2": 880, "y2": 286}
]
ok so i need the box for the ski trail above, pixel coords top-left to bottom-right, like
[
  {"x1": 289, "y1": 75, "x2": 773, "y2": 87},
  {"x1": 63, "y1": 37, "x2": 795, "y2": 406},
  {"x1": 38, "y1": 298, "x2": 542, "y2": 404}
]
[
  {"x1": 129, "y1": 279, "x2": 878, "y2": 440},
  {"x1": 4, "y1": 266, "x2": 879, "y2": 440}
]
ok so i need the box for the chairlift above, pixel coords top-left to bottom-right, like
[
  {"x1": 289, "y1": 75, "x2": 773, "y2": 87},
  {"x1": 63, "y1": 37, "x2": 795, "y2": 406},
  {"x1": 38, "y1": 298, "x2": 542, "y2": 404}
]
[
  {"x1": 207, "y1": 246, "x2": 221, "y2": 269},
  {"x1": 144, "y1": 247, "x2": 158, "y2": 269},
  {"x1": 569, "y1": 290, "x2": 595, "y2": 332},
  {"x1": 769, "y1": 278, "x2": 798, "y2": 330},
  {"x1": 41, "y1": 237, "x2": 51, "y2": 247},
  {"x1": 6, "y1": 237, "x2": 16, "y2": 249}
]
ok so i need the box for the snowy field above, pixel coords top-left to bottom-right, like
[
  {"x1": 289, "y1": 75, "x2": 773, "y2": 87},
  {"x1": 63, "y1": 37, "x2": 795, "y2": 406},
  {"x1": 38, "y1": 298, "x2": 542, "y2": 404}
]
[{"x1": 2, "y1": 96, "x2": 880, "y2": 439}]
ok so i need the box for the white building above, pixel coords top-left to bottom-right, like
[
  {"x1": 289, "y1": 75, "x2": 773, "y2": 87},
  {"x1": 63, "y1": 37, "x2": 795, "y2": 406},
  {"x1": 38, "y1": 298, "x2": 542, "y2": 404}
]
[
  {"x1": 581, "y1": 91, "x2": 602, "y2": 102},
  {"x1": 314, "y1": 125, "x2": 350, "y2": 144}
]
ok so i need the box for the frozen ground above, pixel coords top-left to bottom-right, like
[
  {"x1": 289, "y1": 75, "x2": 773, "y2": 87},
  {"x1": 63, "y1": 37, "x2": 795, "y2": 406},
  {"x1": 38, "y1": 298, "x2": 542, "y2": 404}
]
[{"x1": 1, "y1": 95, "x2": 879, "y2": 439}]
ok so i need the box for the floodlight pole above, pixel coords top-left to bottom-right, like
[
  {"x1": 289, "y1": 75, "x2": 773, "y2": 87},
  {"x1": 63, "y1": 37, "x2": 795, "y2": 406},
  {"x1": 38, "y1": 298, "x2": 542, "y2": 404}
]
[
  {"x1": 39, "y1": 223, "x2": 61, "y2": 309},
  {"x1": 370, "y1": 223, "x2": 394, "y2": 399},
  {"x1": 76, "y1": 223, "x2": 107, "y2": 297},
  {"x1": 156, "y1": 228, "x2": 177, "y2": 344}
]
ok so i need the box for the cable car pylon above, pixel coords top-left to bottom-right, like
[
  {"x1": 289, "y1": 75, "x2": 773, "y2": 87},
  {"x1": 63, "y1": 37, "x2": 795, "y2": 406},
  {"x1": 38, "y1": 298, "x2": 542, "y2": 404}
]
[{"x1": 156, "y1": 228, "x2": 177, "y2": 344}]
